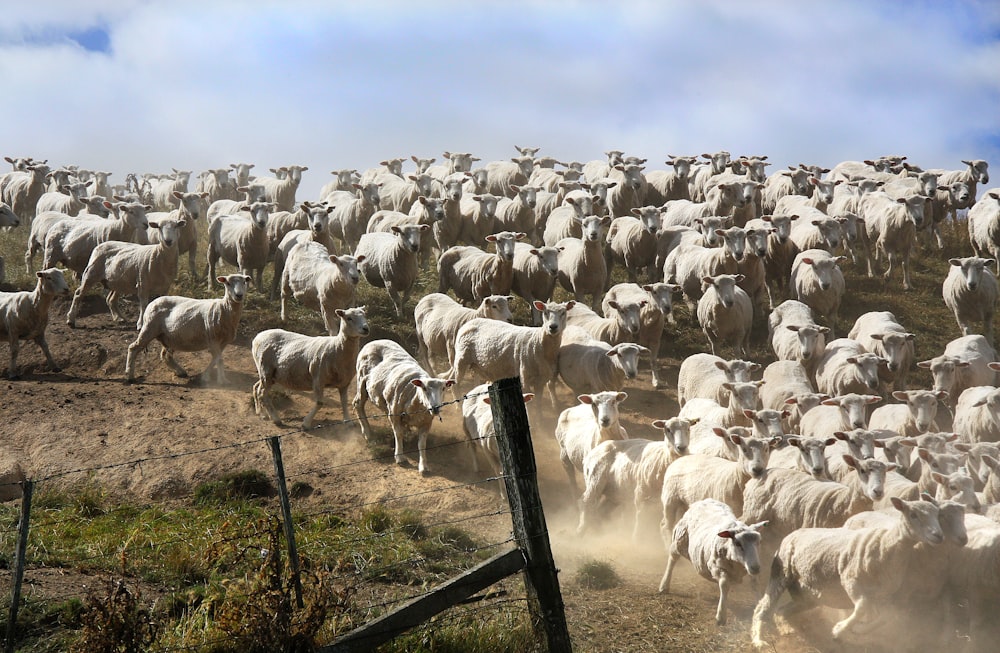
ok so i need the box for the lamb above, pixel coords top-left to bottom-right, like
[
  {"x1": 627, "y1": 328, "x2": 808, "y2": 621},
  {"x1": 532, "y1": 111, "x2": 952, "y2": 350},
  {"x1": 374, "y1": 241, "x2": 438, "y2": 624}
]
[
  {"x1": 42, "y1": 200, "x2": 150, "y2": 278},
  {"x1": 206, "y1": 200, "x2": 274, "y2": 290},
  {"x1": 578, "y1": 416, "x2": 693, "y2": 538},
  {"x1": 659, "y1": 499, "x2": 766, "y2": 625},
  {"x1": 252, "y1": 307, "x2": 370, "y2": 429},
  {"x1": 66, "y1": 218, "x2": 185, "y2": 329},
  {"x1": 917, "y1": 335, "x2": 998, "y2": 402},
  {"x1": 437, "y1": 231, "x2": 525, "y2": 306},
  {"x1": 280, "y1": 242, "x2": 363, "y2": 336},
  {"x1": 790, "y1": 249, "x2": 846, "y2": 335},
  {"x1": 943, "y1": 256, "x2": 997, "y2": 345},
  {"x1": 605, "y1": 206, "x2": 662, "y2": 283},
  {"x1": 354, "y1": 339, "x2": 456, "y2": 475},
  {"x1": 125, "y1": 273, "x2": 251, "y2": 384},
  {"x1": 229, "y1": 162, "x2": 255, "y2": 188},
  {"x1": 554, "y1": 391, "x2": 629, "y2": 496},
  {"x1": 356, "y1": 224, "x2": 430, "y2": 317},
  {"x1": 414, "y1": 293, "x2": 514, "y2": 377},
  {"x1": 326, "y1": 182, "x2": 381, "y2": 250},
  {"x1": 676, "y1": 353, "x2": 760, "y2": 407},
  {"x1": 494, "y1": 184, "x2": 539, "y2": 239},
  {"x1": 848, "y1": 310, "x2": 916, "y2": 393},
  {"x1": 750, "y1": 496, "x2": 943, "y2": 650},
  {"x1": 269, "y1": 204, "x2": 335, "y2": 300},
  {"x1": 453, "y1": 300, "x2": 575, "y2": 407},
  {"x1": 0, "y1": 268, "x2": 70, "y2": 379},
  {"x1": 511, "y1": 243, "x2": 561, "y2": 325},
  {"x1": 768, "y1": 302, "x2": 829, "y2": 382},
  {"x1": 254, "y1": 164, "x2": 307, "y2": 211},
  {"x1": 557, "y1": 327, "x2": 648, "y2": 395},
  {"x1": 644, "y1": 155, "x2": 697, "y2": 204},
  {"x1": 869, "y1": 390, "x2": 948, "y2": 438},
  {"x1": 565, "y1": 300, "x2": 643, "y2": 345},
  {"x1": 759, "y1": 213, "x2": 800, "y2": 303},
  {"x1": 602, "y1": 282, "x2": 678, "y2": 388},
  {"x1": 966, "y1": 189, "x2": 1000, "y2": 261},
  {"x1": 952, "y1": 385, "x2": 1000, "y2": 444},
  {"x1": 860, "y1": 191, "x2": 928, "y2": 289},
  {"x1": 556, "y1": 215, "x2": 610, "y2": 310},
  {"x1": 697, "y1": 274, "x2": 753, "y2": 357},
  {"x1": 150, "y1": 169, "x2": 191, "y2": 211}
]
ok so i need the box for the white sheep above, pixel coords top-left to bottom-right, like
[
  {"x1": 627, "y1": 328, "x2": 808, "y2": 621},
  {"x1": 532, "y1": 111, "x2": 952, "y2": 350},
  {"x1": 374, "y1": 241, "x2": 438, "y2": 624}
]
[
  {"x1": 602, "y1": 282, "x2": 679, "y2": 389},
  {"x1": 206, "y1": 200, "x2": 274, "y2": 290},
  {"x1": 482, "y1": 156, "x2": 534, "y2": 198},
  {"x1": 676, "y1": 353, "x2": 760, "y2": 407},
  {"x1": 760, "y1": 167, "x2": 814, "y2": 215},
  {"x1": 774, "y1": 177, "x2": 842, "y2": 215},
  {"x1": 799, "y1": 394, "x2": 882, "y2": 440},
  {"x1": 579, "y1": 416, "x2": 693, "y2": 539},
  {"x1": 196, "y1": 167, "x2": 237, "y2": 204},
  {"x1": 952, "y1": 385, "x2": 1000, "y2": 444},
  {"x1": 664, "y1": 226, "x2": 745, "y2": 308},
  {"x1": 461, "y1": 382, "x2": 533, "y2": 490},
  {"x1": 354, "y1": 339, "x2": 456, "y2": 475},
  {"x1": 917, "y1": 335, "x2": 998, "y2": 404},
  {"x1": 768, "y1": 300, "x2": 829, "y2": 377},
  {"x1": 966, "y1": 189, "x2": 1000, "y2": 261},
  {"x1": 541, "y1": 191, "x2": 598, "y2": 245},
  {"x1": 659, "y1": 498, "x2": 766, "y2": 625},
  {"x1": 927, "y1": 159, "x2": 990, "y2": 215},
  {"x1": 556, "y1": 215, "x2": 610, "y2": 310},
  {"x1": 266, "y1": 201, "x2": 328, "y2": 257},
  {"x1": 511, "y1": 243, "x2": 561, "y2": 325},
  {"x1": 34, "y1": 180, "x2": 92, "y2": 216},
  {"x1": 860, "y1": 191, "x2": 928, "y2": 289},
  {"x1": 0, "y1": 268, "x2": 70, "y2": 378},
  {"x1": 644, "y1": 155, "x2": 696, "y2": 204},
  {"x1": 206, "y1": 183, "x2": 266, "y2": 222},
  {"x1": 280, "y1": 242, "x2": 363, "y2": 336},
  {"x1": 790, "y1": 249, "x2": 846, "y2": 336},
  {"x1": 1, "y1": 164, "x2": 48, "y2": 222},
  {"x1": 943, "y1": 256, "x2": 997, "y2": 345},
  {"x1": 869, "y1": 390, "x2": 949, "y2": 438},
  {"x1": 414, "y1": 293, "x2": 514, "y2": 377},
  {"x1": 326, "y1": 182, "x2": 381, "y2": 250},
  {"x1": 24, "y1": 198, "x2": 111, "y2": 274},
  {"x1": 269, "y1": 204, "x2": 335, "y2": 300},
  {"x1": 605, "y1": 206, "x2": 662, "y2": 283},
  {"x1": 453, "y1": 300, "x2": 575, "y2": 407},
  {"x1": 759, "y1": 360, "x2": 826, "y2": 432},
  {"x1": 660, "y1": 181, "x2": 743, "y2": 229},
  {"x1": 787, "y1": 211, "x2": 844, "y2": 252},
  {"x1": 437, "y1": 231, "x2": 525, "y2": 306},
  {"x1": 429, "y1": 174, "x2": 468, "y2": 254},
  {"x1": 42, "y1": 200, "x2": 150, "y2": 278},
  {"x1": 697, "y1": 274, "x2": 753, "y2": 357},
  {"x1": 147, "y1": 190, "x2": 209, "y2": 277},
  {"x1": 150, "y1": 169, "x2": 191, "y2": 211},
  {"x1": 767, "y1": 435, "x2": 839, "y2": 479},
  {"x1": 254, "y1": 164, "x2": 307, "y2": 211},
  {"x1": 751, "y1": 496, "x2": 944, "y2": 649},
  {"x1": 318, "y1": 169, "x2": 360, "y2": 199},
  {"x1": 554, "y1": 391, "x2": 629, "y2": 496},
  {"x1": 356, "y1": 224, "x2": 429, "y2": 318},
  {"x1": 252, "y1": 307, "x2": 370, "y2": 429},
  {"x1": 557, "y1": 327, "x2": 648, "y2": 395},
  {"x1": 66, "y1": 218, "x2": 185, "y2": 328},
  {"x1": 376, "y1": 172, "x2": 436, "y2": 213},
  {"x1": 565, "y1": 300, "x2": 643, "y2": 345},
  {"x1": 848, "y1": 310, "x2": 916, "y2": 393},
  {"x1": 456, "y1": 193, "x2": 501, "y2": 245},
  {"x1": 494, "y1": 184, "x2": 539, "y2": 240},
  {"x1": 125, "y1": 274, "x2": 251, "y2": 384}
]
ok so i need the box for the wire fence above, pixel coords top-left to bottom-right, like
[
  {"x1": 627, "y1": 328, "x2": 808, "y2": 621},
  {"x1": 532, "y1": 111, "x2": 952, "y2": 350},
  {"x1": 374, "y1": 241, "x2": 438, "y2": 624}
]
[{"x1": 0, "y1": 385, "x2": 547, "y2": 652}]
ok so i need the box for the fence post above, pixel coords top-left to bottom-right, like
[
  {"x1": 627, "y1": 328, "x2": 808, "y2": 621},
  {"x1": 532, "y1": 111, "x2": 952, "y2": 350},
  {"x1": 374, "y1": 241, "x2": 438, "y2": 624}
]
[
  {"x1": 268, "y1": 436, "x2": 304, "y2": 609},
  {"x1": 5, "y1": 479, "x2": 33, "y2": 653},
  {"x1": 490, "y1": 378, "x2": 573, "y2": 653}
]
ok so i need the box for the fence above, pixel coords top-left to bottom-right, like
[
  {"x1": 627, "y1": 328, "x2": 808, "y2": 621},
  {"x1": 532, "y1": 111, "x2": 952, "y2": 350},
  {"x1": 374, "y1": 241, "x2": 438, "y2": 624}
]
[{"x1": 1, "y1": 377, "x2": 572, "y2": 653}]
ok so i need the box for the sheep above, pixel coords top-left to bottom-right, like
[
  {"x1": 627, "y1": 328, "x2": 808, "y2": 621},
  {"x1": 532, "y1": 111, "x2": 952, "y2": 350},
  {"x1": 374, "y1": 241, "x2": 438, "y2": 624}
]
[
  {"x1": 34, "y1": 180, "x2": 92, "y2": 216},
  {"x1": 869, "y1": 390, "x2": 949, "y2": 438},
  {"x1": 482, "y1": 156, "x2": 534, "y2": 198},
  {"x1": 368, "y1": 196, "x2": 448, "y2": 268},
  {"x1": 927, "y1": 159, "x2": 990, "y2": 215},
  {"x1": 196, "y1": 168, "x2": 237, "y2": 204},
  {"x1": 697, "y1": 274, "x2": 753, "y2": 357},
  {"x1": 494, "y1": 184, "x2": 539, "y2": 239},
  {"x1": 254, "y1": 164, "x2": 307, "y2": 211},
  {"x1": 923, "y1": 180, "x2": 971, "y2": 248},
  {"x1": 767, "y1": 435, "x2": 839, "y2": 479},
  {"x1": 759, "y1": 213, "x2": 800, "y2": 303},
  {"x1": 206, "y1": 183, "x2": 266, "y2": 222},
  {"x1": 848, "y1": 310, "x2": 916, "y2": 393},
  {"x1": 860, "y1": 191, "x2": 928, "y2": 289},
  {"x1": 644, "y1": 156, "x2": 697, "y2": 204},
  {"x1": 437, "y1": 231, "x2": 525, "y2": 307},
  {"x1": 749, "y1": 497, "x2": 942, "y2": 650},
  {"x1": 426, "y1": 151, "x2": 480, "y2": 182},
  {"x1": 557, "y1": 327, "x2": 648, "y2": 395},
  {"x1": 266, "y1": 201, "x2": 328, "y2": 257},
  {"x1": 790, "y1": 249, "x2": 846, "y2": 335},
  {"x1": 759, "y1": 360, "x2": 825, "y2": 430},
  {"x1": 269, "y1": 204, "x2": 335, "y2": 300},
  {"x1": 687, "y1": 151, "x2": 732, "y2": 201},
  {"x1": 511, "y1": 243, "x2": 561, "y2": 325},
  {"x1": 953, "y1": 443, "x2": 1000, "y2": 489},
  {"x1": 318, "y1": 169, "x2": 360, "y2": 199},
  {"x1": 0, "y1": 269, "x2": 70, "y2": 379},
  {"x1": 461, "y1": 382, "x2": 533, "y2": 491},
  {"x1": 605, "y1": 206, "x2": 662, "y2": 283},
  {"x1": 150, "y1": 169, "x2": 191, "y2": 211},
  {"x1": 453, "y1": 300, "x2": 575, "y2": 408},
  {"x1": 414, "y1": 293, "x2": 514, "y2": 377},
  {"x1": 554, "y1": 391, "x2": 629, "y2": 496},
  {"x1": 375, "y1": 172, "x2": 436, "y2": 213},
  {"x1": 456, "y1": 193, "x2": 501, "y2": 245},
  {"x1": 326, "y1": 182, "x2": 381, "y2": 250},
  {"x1": 943, "y1": 256, "x2": 997, "y2": 345},
  {"x1": 280, "y1": 241, "x2": 363, "y2": 336},
  {"x1": 356, "y1": 224, "x2": 430, "y2": 317},
  {"x1": 205, "y1": 200, "x2": 274, "y2": 290},
  {"x1": 737, "y1": 218, "x2": 773, "y2": 314},
  {"x1": 774, "y1": 177, "x2": 842, "y2": 215},
  {"x1": 565, "y1": 300, "x2": 643, "y2": 345},
  {"x1": 664, "y1": 226, "x2": 745, "y2": 308},
  {"x1": 42, "y1": 200, "x2": 150, "y2": 279},
  {"x1": 24, "y1": 199, "x2": 111, "y2": 274},
  {"x1": 228, "y1": 162, "x2": 255, "y2": 188},
  {"x1": 966, "y1": 189, "x2": 1000, "y2": 261},
  {"x1": 676, "y1": 353, "x2": 760, "y2": 407},
  {"x1": 787, "y1": 211, "x2": 843, "y2": 253},
  {"x1": 659, "y1": 499, "x2": 766, "y2": 625},
  {"x1": 2, "y1": 164, "x2": 50, "y2": 223},
  {"x1": 760, "y1": 167, "x2": 814, "y2": 215},
  {"x1": 952, "y1": 385, "x2": 1000, "y2": 444},
  {"x1": 146, "y1": 190, "x2": 209, "y2": 277},
  {"x1": 542, "y1": 191, "x2": 599, "y2": 245},
  {"x1": 681, "y1": 379, "x2": 763, "y2": 438},
  {"x1": 556, "y1": 215, "x2": 610, "y2": 310},
  {"x1": 604, "y1": 163, "x2": 648, "y2": 217},
  {"x1": 917, "y1": 335, "x2": 997, "y2": 402},
  {"x1": 799, "y1": 393, "x2": 882, "y2": 439},
  {"x1": 660, "y1": 429, "x2": 780, "y2": 550},
  {"x1": 360, "y1": 158, "x2": 404, "y2": 185},
  {"x1": 354, "y1": 339, "x2": 456, "y2": 475},
  {"x1": 768, "y1": 300, "x2": 829, "y2": 377},
  {"x1": 252, "y1": 307, "x2": 370, "y2": 430},
  {"x1": 602, "y1": 282, "x2": 678, "y2": 388},
  {"x1": 125, "y1": 273, "x2": 251, "y2": 384},
  {"x1": 66, "y1": 218, "x2": 185, "y2": 328},
  {"x1": 660, "y1": 182, "x2": 743, "y2": 229}
]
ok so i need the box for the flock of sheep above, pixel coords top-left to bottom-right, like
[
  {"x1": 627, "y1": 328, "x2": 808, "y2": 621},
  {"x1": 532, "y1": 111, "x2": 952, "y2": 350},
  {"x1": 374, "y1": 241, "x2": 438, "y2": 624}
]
[{"x1": 1, "y1": 147, "x2": 1000, "y2": 651}]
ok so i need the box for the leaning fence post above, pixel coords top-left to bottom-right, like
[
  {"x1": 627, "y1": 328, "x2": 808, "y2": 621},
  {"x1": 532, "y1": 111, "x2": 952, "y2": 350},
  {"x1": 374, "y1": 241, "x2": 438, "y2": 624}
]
[
  {"x1": 5, "y1": 479, "x2": 33, "y2": 653},
  {"x1": 268, "y1": 436, "x2": 304, "y2": 608},
  {"x1": 490, "y1": 378, "x2": 573, "y2": 652}
]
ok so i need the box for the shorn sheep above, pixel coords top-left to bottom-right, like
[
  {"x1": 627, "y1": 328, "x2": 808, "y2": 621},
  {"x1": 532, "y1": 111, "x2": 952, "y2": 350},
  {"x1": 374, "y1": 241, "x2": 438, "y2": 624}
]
[
  {"x1": 414, "y1": 293, "x2": 514, "y2": 377},
  {"x1": 0, "y1": 268, "x2": 70, "y2": 379},
  {"x1": 280, "y1": 242, "x2": 363, "y2": 336},
  {"x1": 554, "y1": 391, "x2": 629, "y2": 496},
  {"x1": 696, "y1": 274, "x2": 752, "y2": 356},
  {"x1": 557, "y1": 327, "x2": 648, "y2": 395},
  {"x1": 942, "y1": 256, "x2": 997, "y2": 345},
  {"x1": 252, "y1": 306, "x2": 370, "y2": 429},
  {"x1": 125, "y1": 274, "x2": 251, "y2": 384},
  {"x1": 356, "y1": 224, "x2": 430, "y2": 317},
  {"x1": 206, "y1": 200, "x2": 274, "y2": 290},
  {"x1": 353, "y1": 338, "x2": 455, "y2": 475}
]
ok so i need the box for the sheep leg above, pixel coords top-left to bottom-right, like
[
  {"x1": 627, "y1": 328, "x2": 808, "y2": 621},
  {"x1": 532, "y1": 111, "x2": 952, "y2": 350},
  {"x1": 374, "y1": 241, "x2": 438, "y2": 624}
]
[
  {"x1": 831, "y1": 596, "x2": 875, "y2": 640},
  {"x1": 417, "y1": 429, "x2": 430, "y2": 476},
  {"x1": 157, "y1": 345, "x2": 188, "y2": 378},
  {"x1": 559, "y1": 450, "x2": 579, "y2": 497},
  {"x1": 353, "y1": 384, "x2": 373, "y2": 441},
  {"x1": 34, "y1": 335, "x2": 59, "y2": 372},
  {"x1": 6, "y1": 338, "x2": 19, "y2": 379},
  {"x1": 901, "y1": 250, "x2": 913, "y2": 290},
  {"x1": 24, "y1": 245, "x2": 34, "y2": 275},
  {"x1": 202, "y1": 346, "x2": 227, "y2": 384},
  {"x1": 715, "y1": 574, "x2": 731, "y2": 625},
  {"x1": 280, "y1": 274, "x2": 291, "y2": 323},
  {"x1": 390, "y1": 418, "x2": 409, "y2": 467},
  {"x1": 206, "y1": 250, "x2": 217, "y2": 291},
  {"x1": 187, "y1": 245, "x2": 199, "y2": 278},
  {"x1": 576, "y1": 472, "x2": 606, "y2": 535},
  {"x1": 388, "y1": 288, "x2": 404, "y2": 318},
  {"x1": 338, "y1": 385, "x2": 351, "y2": 422},
  {"x1": 303, "y1": 381, "x2": 324, "y2": 430},
  {"x1": 658, "y1": 549, "x2": 681, "y2": 594},
  {"x1": 750, "y1": 562, "x2": 788, "y2": 650}
]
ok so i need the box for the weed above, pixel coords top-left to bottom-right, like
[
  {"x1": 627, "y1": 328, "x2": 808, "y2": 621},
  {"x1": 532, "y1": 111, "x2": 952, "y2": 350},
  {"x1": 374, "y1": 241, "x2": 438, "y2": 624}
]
[
  {"x1": 576, "y1": 559, "x2": 621, "y2": 590},
  {"x1": 193, "y1": 469, "x2": 276, "y2": 505},
  {"x1": 71, "y1": 578, "x2": 157, "y2": 653}
]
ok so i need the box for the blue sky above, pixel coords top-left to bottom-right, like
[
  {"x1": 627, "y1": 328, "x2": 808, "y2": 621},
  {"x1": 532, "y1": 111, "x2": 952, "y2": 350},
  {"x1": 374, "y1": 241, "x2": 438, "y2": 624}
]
[{"x1": 0, "y1": 0, "x2": 998, "y2": 200}]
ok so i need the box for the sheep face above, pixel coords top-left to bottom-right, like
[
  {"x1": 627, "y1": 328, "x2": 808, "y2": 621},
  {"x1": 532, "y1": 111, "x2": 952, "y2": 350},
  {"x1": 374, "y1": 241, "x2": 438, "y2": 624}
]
[
  {"x1": 716, "y1": 182, "x2": 744, "y2": 209},
  {"x1": 706, "y1": 274, "x2": 742, "y2": 308},
  {"x1": 607, "y1": 343, "x2": 647, "y2": 382},
  {"x1": 575, "y1": 215, "x2": 606, "y2": 243},
  {"x1": 932, "y1": 470, "x2": 981, "y2": 514},
  {"x1": 411, "y1": 377, "x2": 456, "y2": 417},
  {"x1": 787, "y1": 436, "x2": 835, "y2": 479},
  {"x1": 445, "y1": 152, "x2": 479, "y2": 173},
  {"x1": 537, "y1": 300, "x2": 574, "y2": 336},
  {"x1": 942, "y1": 181, "x2": 971, "y2": 205},
  {"x1": 606, "y1": 300, "x2": 644, "y2": 335},
  {"x1": 392, "y1": 224, "x2": 428, "y2": 253},
  {"x1": 810, "y1": 178, "x2": 840, "y2": 205},
  {"x1": 486, "y1": 231, "x2": 524, "y2": 262},
  {"x1": 631, "y1": 206, "x2": 662, "y2": 234},
  {"x1": 719, "y1": 525, "x2": 764, "y2": 576},
  {"x1": 764, "y1": 214, "x2": 795, "y2": 243},
  {"x1": 586, "y1": 181, "x2": 614, "y2": 209},
  {"x1": 578, "y1": 391, "x2": 627, "y2": 429},
  {"x1": 721, "y1": 380, "x2": 762, "y2": 412},
  {"x1": 441, "y1": 177, "x2": 464, "y2": 202},
  {"x1": 835, "y1": 213, "x2": 861, "y2": 244},
  {"x1": 642, "y1": 282, "x2": 677, "y2": 316},
  {"x1": 696, "y1": 216, "x2": 729, "y2": 246},
  {"x1": 336, "y1": 306, "x2": 370, "y2": 338},
  {"x1": 516, "y1": 185, "x2": 538, "y2": 209},
  {"x1": 472, "y1": 194, "x2": 500, "y2": 220},
  {"x1": 728, "y1": 430, "x2": 778, "y2": 479},
  {"x1": 220, "y1": 274, "x2": 251, "y2": 302},
  {"x1": 895, "y1": 195, "x2": 927, "y2": 228},
  {"x1": 37, "y1": 268, "x2": 70, "y2": 297},
  {"x1": 949, "y1": 256, "x2": 994, "y2": 291},
  {"x1": 870, "y1": 331, "x2": 915, "y2": 373},
  {"x1": 247, "y1": 202, "x2": 274, "y2": 230},
  {"x1": 307, "y1": 206, "x2": 331, "y2": 236},
  {"x1": 736, "y1": 181, "x2": 762, "y2": 208},
  {"x1": 652, "y1": 416, "x2": 692, "y2": 456},
  {"x1": 379, "y1": 159, "x2": 404, "y2": 176},
  {"x1": 720, "y1": 227, "x2": 747, "y2": 262},
  {"x1": 786, "y1": 324, "x2": 828, "y2": 362},
  {"x1": 330, "y1": 254, "x2": 361, "y2": 286},
  {"x1": 745, "y1": 226, "x2": 771, "y2": 258},
  {"x1": 175, "y1": 191, "x2": 208, "y2": 220},
  {"x1": 615, "y1": 163, "x2": 645, "y2": 193},
  {"x1": 333, "y1": 168, "x2": 358, "y2": 185},
  {"x1": 962, "y1": 159, "x2": 990, "y2": 185},
  {"x1": 745, "y1": 409, "x2": 786, "y2": 439},
  {"x1": 703, "y1": 150, "x2": 731, "y2": 175},
  {"x1": 666, "y1": 155, "x2": 697, "y2": 180},
  {"x1": 843, "y1": 456, "x2": 892, "y2": 501},
  {"x1": 119, "y1": 201, "x2": 151, "y2": 231},
  {"x1": 149, "y1": 219, "x2": 184, "y2": 248},
  {"x1": 830, "y1": 395, "x2": 881, "y2": 434},
  {"x1": 936, "y1": 500, "x2": 969, "y2": 546},
  {"x1": 512, "y1": 156, "x2": 534, "y2": 178},
  {"x1": 892, "y1": 390, "x2": 946, "y2": 432},
  {"x1": 891, "y1": 497, "x2": 944, "y2": 546},
  {"x1": 531, "y1": 247, "x2": 561, "y2": 278}
]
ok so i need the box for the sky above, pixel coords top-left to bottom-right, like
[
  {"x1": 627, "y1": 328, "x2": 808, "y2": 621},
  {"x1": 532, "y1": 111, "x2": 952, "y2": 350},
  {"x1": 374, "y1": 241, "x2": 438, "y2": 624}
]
[{"x1": 1, "y1": 0, "x2": 998, "y2": 200}]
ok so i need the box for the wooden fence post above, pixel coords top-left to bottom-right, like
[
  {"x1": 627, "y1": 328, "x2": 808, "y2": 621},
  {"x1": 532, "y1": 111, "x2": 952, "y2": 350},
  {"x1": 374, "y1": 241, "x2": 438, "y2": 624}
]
[
  {"x1": 268, "y1": 436, "x2": 304, "y2": 609},
  {"x1": 490, "y1": 377, "x2": 573, "y2": 652},
  {"x1": 5, "y1": 479, "x2": 33, "y2": 653}
]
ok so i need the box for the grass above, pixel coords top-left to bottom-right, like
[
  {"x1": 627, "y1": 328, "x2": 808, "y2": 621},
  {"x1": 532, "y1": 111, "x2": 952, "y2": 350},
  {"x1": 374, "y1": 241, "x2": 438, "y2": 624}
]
[{"x1": 575, "y1": 559, "x2": 621, "y2": 590}]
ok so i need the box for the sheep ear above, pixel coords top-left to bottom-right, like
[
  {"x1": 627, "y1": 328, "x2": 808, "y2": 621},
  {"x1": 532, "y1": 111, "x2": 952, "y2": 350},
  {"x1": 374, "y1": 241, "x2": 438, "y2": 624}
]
[
  {"x1": 578, "y1": 394, "x2": 594, "y2": 405},
  {"x1": 916, "y1": 360, "x2": 932, "y2": 368},
  {"x1": 216, "y1": 276, "x2": 226, "y2": 284},
  {"x1": 148, "y1": 221, "x2": 159, "y2": 229},
  {"x1": 411, "y1": 379, "x2": 426, "y2": 388},
  {"x1": 749, "y1": 521, "x2": 768, "y2": 531},
  {"x1": 717, "y1": 530, "x2": 735, "y2": 539},
  {"x1": 891, "y1": 391, "x2": 908, "y2": 401},
  {"x1": 890, "y1": 496, "x2": 907, "y2": 513},
  {"x1": 652, "y1": 419, "x2": 667, "y2": 429}
]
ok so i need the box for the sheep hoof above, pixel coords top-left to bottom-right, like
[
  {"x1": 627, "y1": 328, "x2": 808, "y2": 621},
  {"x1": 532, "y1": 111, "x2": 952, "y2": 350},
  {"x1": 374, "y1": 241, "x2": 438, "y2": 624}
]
[
  {"x1": 49, "y1": 366, "x2": 62, "y2": 374},
  {"x1": 419, "y1": 467, "x2": 430, "y2": 477},
  {"x1": 395, "y1": 457, "x2": 410, "y2": 468},
  {"x1": 66, "y1": 319, "x2": 76, "y2": 328}
]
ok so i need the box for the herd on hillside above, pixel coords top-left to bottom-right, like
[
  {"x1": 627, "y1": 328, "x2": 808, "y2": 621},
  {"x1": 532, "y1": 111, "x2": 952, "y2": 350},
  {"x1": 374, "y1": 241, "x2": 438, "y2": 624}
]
[{"x1": 2, "y1": 148, "x2": 1000, "y2": 651}]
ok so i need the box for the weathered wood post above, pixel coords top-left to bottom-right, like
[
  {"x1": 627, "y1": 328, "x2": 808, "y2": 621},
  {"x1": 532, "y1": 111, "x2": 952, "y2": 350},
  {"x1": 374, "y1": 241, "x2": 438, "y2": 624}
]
[
  {"x1": 268, "y1": 436, "x2": 304, "y2": 608},
  {"x1": 490, "y1": 377, "x2": 573, "y2": 652},
  {"x1": 5, "y1": 479, "x2": 33, "y2": 653}
]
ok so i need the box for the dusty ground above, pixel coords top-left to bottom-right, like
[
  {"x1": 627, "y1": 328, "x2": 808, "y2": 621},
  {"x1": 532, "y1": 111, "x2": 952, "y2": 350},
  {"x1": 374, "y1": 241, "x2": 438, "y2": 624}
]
[{"x1": 0, "y1": 293, "x2": 868, "y2": 652}]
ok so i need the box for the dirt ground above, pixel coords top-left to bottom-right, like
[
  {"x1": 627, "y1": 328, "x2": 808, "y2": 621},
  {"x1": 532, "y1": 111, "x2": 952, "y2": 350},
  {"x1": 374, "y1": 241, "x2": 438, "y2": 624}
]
[{"x1": 1, "y1": 293, "x2": 847, "y2": 652}]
